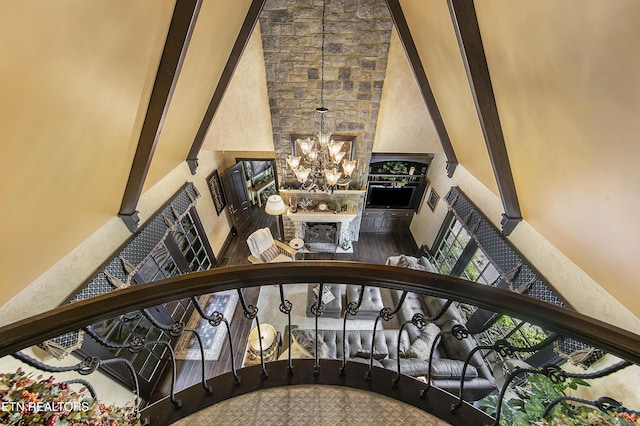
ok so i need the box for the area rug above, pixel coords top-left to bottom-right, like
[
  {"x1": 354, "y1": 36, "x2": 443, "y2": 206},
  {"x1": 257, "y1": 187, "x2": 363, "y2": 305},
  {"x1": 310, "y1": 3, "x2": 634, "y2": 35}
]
[{"x1": 174, "y1": 290, "x2": 238, "y2": 361}]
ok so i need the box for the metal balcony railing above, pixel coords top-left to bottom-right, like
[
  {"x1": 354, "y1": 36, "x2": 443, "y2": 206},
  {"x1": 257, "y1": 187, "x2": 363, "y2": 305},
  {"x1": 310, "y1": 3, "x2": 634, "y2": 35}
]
[{"x1": 1, "y1": 262, "x2": 639, "y2": 425}]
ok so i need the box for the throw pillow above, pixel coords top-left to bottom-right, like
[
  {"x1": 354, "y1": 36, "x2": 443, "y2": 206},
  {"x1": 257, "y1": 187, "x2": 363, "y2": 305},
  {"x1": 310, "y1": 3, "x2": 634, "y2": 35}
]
[
  {"x1": 397, "y1": 255, "x2": 414, "y2": 268},
  {"x1": 259, "y1": 244, "x2": 280, "y2": 262},
  {"x1": 291, "y1": 329, "x2": 330, "y2": 358},
  {"x1": 399, "y1": 343, "x2": 409, "y2": 358},
  {"x1": 312, "y1": 285, "x2": 336, "y2": 304},
  {"x1": 355, "y1": 349, "x2": 387, "y2": 360},
  {"x1": 397, "y1": 255, "x2": 427, "y2": 271},
  {"x1": 418, "y1": 256, "x2": 437, "y2": 273},
  {"x1": 405, "y1": 322, "x2": 441, "y2": 360}
]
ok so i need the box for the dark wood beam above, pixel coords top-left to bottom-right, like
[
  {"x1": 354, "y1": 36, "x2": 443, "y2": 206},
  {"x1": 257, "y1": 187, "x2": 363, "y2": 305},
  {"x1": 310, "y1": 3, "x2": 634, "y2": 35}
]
[
  {"x1": 447, "y1": 0, "x2": 522, "y2": 235},
  {"x1": 385, "y1": 0, "x2": 458, "y2": 178},
  {"x1": 186, "y1": 0, "x2": 266, "y2": 175},
  {"x1": 118, "y1": 0, "x2": 202, "y2": 233}
]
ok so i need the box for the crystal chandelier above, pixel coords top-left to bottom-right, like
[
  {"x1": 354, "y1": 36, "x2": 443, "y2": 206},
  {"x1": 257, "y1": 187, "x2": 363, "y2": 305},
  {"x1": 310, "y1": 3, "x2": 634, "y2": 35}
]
[{"x1": 286, "y1": 0, "x2": 357, "y2": 192}]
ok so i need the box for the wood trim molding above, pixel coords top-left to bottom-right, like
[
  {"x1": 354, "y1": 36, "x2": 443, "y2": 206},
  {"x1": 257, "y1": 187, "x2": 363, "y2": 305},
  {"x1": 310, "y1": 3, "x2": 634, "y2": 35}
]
[
  {"x1": 385, "y1": 0, "x2": 458, "y2": 178},
  {"x1": 119, "y1": 0, "x2": 202, "y2": 233},
  {"x1": 447, "y1": 0, "x2": 522, "y2": 235},
  {"x1": 186, "y1": 0, "x2": 267, "y2": 175}
]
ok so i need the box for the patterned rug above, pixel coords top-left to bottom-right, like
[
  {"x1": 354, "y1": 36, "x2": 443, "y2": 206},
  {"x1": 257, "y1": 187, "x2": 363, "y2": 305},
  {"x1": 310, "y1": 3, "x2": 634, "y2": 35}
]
[
  {"x1": 174, "y1": 290, "x2": 239, "y2": 361},
  {"x1": 171, "y1": 385, "x2": 448, "y2": 426}
]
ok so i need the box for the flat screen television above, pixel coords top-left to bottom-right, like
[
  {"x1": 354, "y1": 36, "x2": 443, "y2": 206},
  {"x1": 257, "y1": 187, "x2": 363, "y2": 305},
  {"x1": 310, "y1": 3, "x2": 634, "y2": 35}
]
[{"x1": 366, "y1": 185, "x2": 417, "y2": 209}]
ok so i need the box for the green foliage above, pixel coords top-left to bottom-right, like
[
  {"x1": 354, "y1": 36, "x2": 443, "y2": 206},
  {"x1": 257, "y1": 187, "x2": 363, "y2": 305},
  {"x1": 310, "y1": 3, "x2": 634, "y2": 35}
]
[
  {"x1": 480, "y1": 374, "x2": 594, "y2": 426},
  {"x1": 381, "y1": 161, "x2": 408, "y2": 175},
  {"x1": 494, "y1": 315, "x2": 548, "y2": 349}
]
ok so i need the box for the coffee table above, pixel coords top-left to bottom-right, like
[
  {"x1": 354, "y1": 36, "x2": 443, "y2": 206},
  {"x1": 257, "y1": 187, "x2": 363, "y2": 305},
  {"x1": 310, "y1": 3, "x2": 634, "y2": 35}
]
[{"x1": 305, "y1": 284, "x2": 342, "y2": 318}]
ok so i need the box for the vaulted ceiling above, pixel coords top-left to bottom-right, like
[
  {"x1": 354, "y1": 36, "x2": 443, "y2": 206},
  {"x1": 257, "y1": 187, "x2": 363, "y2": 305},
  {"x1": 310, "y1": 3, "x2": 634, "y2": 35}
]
[{"x1": 1, "y1": 0, "x2": 639, "y2": 322}]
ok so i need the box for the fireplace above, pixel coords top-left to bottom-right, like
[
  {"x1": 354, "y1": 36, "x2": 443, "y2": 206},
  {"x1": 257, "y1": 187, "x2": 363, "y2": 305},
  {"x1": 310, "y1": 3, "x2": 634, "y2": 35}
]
[
  {"x1": 304, "y1": 222, "x2": 339, "y2": 252},
  {"x1": 281, "y1": 192, "x2": 362, "y2": 253}
]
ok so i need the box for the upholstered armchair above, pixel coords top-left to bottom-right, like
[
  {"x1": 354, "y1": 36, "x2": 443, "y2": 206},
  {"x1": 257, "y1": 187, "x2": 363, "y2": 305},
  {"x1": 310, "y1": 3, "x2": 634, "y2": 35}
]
[{"x1": 246, "y1": 227, "x2": 297, "y2": 264}]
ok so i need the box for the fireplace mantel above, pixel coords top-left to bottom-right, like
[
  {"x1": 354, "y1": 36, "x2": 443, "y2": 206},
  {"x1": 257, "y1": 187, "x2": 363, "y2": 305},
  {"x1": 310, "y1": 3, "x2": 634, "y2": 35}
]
[
  {"x1": 286, "y1": 211, "x2": 358, "y2": 249},
  {"x1": 286, "y1": 211, "x2": 357, "y2": 223}
]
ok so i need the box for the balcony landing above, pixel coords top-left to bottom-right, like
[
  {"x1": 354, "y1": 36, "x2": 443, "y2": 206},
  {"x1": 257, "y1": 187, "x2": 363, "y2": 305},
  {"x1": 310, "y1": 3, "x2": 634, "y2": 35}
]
[{"x1": 170, "y1": 384, "x2": 447, "y2": 425}]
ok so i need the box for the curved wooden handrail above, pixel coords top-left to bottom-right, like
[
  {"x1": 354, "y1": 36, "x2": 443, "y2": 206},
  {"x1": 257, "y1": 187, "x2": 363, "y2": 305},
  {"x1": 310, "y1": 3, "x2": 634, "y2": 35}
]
[{"x1": 1, "y1": 261, "x2": 639, "y2": 365}]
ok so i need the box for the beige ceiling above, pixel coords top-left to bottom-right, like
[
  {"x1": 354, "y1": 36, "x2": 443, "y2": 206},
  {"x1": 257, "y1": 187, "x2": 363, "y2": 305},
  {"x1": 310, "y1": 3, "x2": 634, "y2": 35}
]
[
  {"x1": 399, "y1": 0, "x2": 640, "y2": 315},
  {"x1": 1, "y1": 0, "x2": 639, "y2": 318}
]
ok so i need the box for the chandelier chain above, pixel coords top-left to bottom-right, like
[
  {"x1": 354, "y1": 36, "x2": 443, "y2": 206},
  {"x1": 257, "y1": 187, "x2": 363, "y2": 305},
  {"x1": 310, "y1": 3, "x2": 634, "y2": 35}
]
[{"x1": 320, "y1": 0, "x2": 326, "y2": 109}]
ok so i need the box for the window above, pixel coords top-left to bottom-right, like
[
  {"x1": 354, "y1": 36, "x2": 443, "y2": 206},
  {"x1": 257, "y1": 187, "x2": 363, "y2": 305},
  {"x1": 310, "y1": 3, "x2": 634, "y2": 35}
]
[
  {"x1": 67, "y1": 185, "x2": 217, "y2": 400},
  {"x1": 433, "y1": 215, "x2": 549, "y2": 366},
  {"x1": 433, "y1": 219, "x2": 470, "y2": 275}
]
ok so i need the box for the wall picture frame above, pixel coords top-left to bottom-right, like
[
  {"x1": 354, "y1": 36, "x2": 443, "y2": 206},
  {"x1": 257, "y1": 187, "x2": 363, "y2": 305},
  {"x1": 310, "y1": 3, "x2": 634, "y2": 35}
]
[
  {"x1": 207, "y1": 169, "x2": 226, "y2": 216},
  {"x1": 426, "y1": 187, "x2": 439, "y2": 212}
]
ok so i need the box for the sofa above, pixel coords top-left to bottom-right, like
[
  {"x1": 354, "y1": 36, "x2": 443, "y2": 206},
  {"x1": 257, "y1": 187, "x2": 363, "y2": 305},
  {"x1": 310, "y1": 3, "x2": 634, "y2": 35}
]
[
  {"x1": 389, "y1": 289, "x2": 497, "y2": 401},
  {"x1": 386, "y1": 254, "x2": 497, "y2": 400},
  {"x1": 280, "y1": 263, "x2": 497, "y2": 401}
]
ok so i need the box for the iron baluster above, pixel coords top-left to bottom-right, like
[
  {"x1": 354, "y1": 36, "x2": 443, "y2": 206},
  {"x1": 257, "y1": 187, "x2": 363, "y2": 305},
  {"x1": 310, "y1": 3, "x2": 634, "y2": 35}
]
[
  {"x1": 83, "y1": 326, "x2": 179, "y2": 407},
  {"x1": 341, "y1": 285, "x2": 366, "y2": 375},
  {"x1": 393, "y1": 313, "x2": 427, "y2": 387},
  {"x1": 237, "y1": 288, "x2": 267, "y2": 378},
  {"x1": 191, "y1": 295, "x2": 239, "y2": 383},
  {"x1": 311, "y1": 283, "x2": 326, "y2": 375},
  {"x1": 367, "y1": 290, "x2": 407, "y2": 380},
  {"x1": 278, "y1": 284, "x2": 293, "y2": 374}
]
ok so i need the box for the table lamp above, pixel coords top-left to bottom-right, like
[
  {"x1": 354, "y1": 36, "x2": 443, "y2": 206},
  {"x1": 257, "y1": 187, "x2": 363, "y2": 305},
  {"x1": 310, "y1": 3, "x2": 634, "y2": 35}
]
[{"x1": 247, "y1": 323, "x2": 277, "y2": 360}]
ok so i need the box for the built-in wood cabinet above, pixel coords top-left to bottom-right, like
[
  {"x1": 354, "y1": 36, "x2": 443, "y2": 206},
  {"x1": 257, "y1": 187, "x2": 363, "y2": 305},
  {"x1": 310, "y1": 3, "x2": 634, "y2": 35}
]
[
  {"x1": 365, "y1": 153, "x2": 433, "y2": 212},
  {"x1": 360, "y1": 208, "x2": 413, "y2": 232},
  {"x1": 361, "y1": 153, "x2": 432, "y2": 232}
]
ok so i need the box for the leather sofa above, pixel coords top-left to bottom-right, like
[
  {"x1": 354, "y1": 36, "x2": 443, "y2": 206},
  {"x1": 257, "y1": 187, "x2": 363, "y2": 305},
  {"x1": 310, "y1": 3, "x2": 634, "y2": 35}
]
[
  {"x1": 389, "y1": 289, "x2": 497, "y2": 401},
  {"x1": 287, "y1": 284, "x2": 497, "y2": 401},
  {"x1": 289, "y1": 255, "x2": 497, "y2": 401}
]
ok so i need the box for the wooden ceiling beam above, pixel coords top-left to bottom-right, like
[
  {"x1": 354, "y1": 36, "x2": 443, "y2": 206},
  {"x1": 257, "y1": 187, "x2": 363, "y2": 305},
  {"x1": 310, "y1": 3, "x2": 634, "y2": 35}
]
[
  {"x1": 385, "y1": 0, "x2": 459, "y2": 178},
  {"x1": 447, "y1": 0, "x2": 522, "y2": 235},
  {"x1": 186, "y1": 0, "x2": 266, "y2": 175},
  {"x1": 119, "y1": 0, "x2": 202, "y2": 233}
]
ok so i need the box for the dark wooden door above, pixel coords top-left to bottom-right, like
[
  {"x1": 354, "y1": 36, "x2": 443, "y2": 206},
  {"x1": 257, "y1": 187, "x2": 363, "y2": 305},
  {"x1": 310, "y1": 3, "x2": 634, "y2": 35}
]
[{"x1": 222, "y1": 162, "x2": 251, "y2": 232}]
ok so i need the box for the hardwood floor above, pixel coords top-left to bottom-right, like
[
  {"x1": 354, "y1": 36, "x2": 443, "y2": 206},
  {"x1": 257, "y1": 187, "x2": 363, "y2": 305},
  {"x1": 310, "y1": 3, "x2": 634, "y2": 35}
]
[{"x1": 150, "y1": 205, "x2": 419, "y2": 403}]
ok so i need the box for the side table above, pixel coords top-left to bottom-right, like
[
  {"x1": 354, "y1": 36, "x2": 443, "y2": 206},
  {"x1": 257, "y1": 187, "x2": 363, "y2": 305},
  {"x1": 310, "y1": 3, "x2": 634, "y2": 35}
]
[{"x1": 289, "y1": 238, "x2": 305, "y2": 260}]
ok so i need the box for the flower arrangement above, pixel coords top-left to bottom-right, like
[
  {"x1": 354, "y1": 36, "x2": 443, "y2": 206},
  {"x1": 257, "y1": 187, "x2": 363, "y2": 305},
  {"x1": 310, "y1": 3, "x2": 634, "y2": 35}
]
[
  {"x1": 297, "y1": 197, "x2": 314, "y2": 211},
  {"x1": 1, "y1": 368, "x2": 141, "y2": 426}
]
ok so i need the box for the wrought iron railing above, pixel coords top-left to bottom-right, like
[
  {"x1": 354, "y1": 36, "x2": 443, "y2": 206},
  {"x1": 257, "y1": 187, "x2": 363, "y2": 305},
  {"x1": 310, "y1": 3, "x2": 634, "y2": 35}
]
[{"x1": 1, "y1": 262, "x2": 639, "y2": 426}]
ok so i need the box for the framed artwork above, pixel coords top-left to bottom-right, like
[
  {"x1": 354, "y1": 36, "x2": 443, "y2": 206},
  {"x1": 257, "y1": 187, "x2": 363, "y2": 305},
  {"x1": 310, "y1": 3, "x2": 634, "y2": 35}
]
[
  {"x1": 426, "y1": 187, "x2": 440, "y2": 212},
  {"x1": 291, "y1": 134, "x2": 356, "y2": 162},
  {"x1": 207, "y1": 170, "x2": 226, "y2": 216}
]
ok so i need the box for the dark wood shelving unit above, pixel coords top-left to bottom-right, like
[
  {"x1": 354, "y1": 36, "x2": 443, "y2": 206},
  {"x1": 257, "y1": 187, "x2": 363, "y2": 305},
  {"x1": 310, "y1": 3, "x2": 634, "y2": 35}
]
[{"x1": 362, "y1": 153, "x2": 433, "y2": 232}]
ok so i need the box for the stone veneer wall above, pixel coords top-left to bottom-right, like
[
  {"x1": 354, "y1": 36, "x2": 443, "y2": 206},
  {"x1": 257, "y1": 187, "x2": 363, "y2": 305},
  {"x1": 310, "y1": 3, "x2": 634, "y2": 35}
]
[{"x1": 259, "y1": 0, "x2": 393, "y2": 191}]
